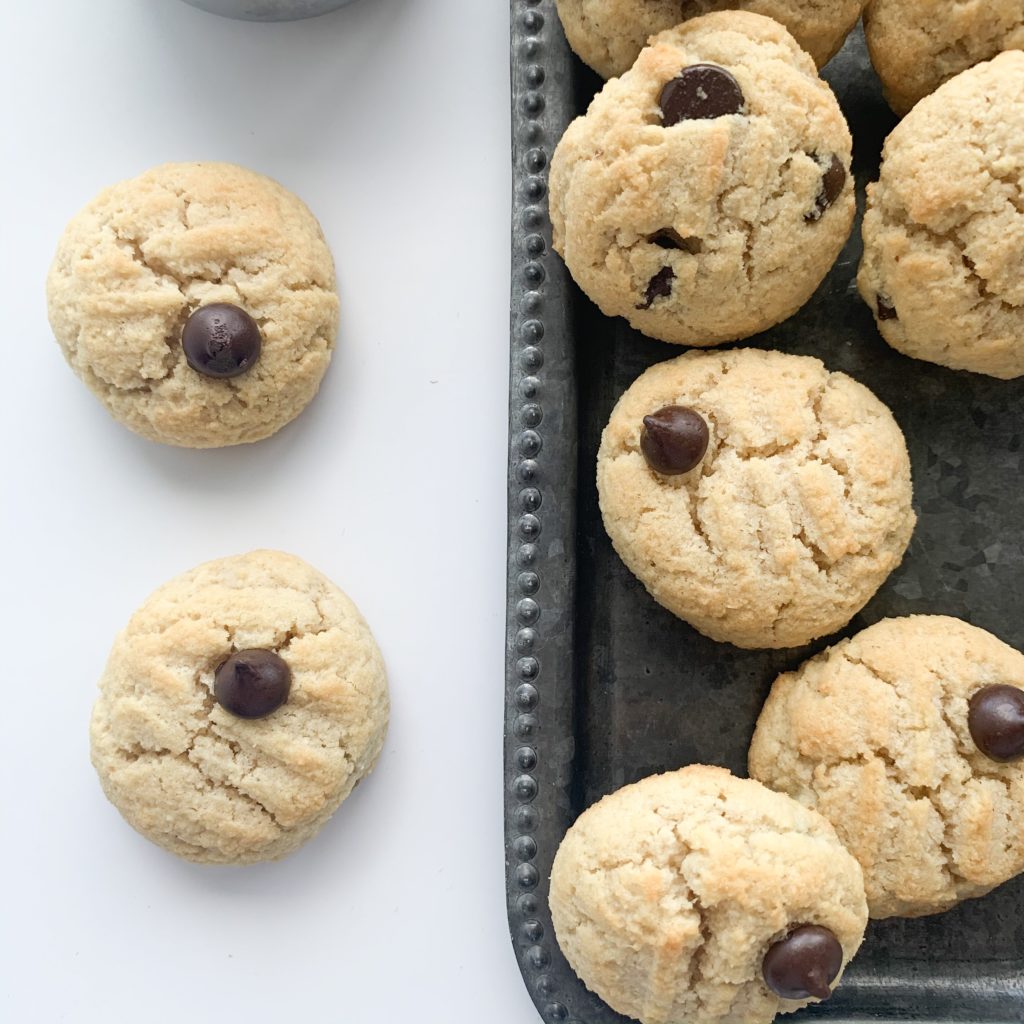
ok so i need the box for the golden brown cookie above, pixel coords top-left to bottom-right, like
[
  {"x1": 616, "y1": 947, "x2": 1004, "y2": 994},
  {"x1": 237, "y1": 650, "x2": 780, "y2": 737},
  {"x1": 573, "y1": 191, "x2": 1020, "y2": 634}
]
[
  {"x1": 555, "y1": 0, "x2": 865, "y2": 78},
  {"x1": 550, "y1": 766, "x2": 869, "y2": 1024},
  {"x1": 749, "y1": 616, "x2": 1024, "y2": 917},
  {"x1": 857, "y1": 52, "x2": 1024, "y2": 380},
  {"x1": 90, "y1": 550, "x2": 389, "y2": 864},
  {"x1": 597, "y1": 349, "x2": 915, "y2": 649},
  {"x1": 864, "y1": 0, "x2": 1024, "y2": 115},
  {"x1": 47, "y1": 162, "x2": 339, "y2": 447},
  {"x1": 549, "y1": 12, "x2": 854, "y2": 347}
]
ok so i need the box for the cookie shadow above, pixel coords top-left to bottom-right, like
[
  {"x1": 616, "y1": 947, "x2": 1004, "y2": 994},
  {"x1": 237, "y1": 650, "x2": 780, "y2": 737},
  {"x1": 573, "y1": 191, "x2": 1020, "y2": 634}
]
[{"x1": 113, "y1": 385, "x2": 333, "y2": 493}]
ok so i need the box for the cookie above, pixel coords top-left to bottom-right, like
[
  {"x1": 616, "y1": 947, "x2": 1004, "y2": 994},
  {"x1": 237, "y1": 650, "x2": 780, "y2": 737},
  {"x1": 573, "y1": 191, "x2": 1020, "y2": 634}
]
[
  {"x1": 549, "y1": 766, "x2": 868, "y2": 1024},
  {"x1": 47, "y1": 162, "x2": 339, "y2": 447},
  {"x1": 555, "y1": 0, "x2": 865, "y2": 79},
  {"x1": 856, "y1": 52, "x2": 1024, "y2": 380},
  {"x1": 749, "y1": 616, "x2": 1024, "y2": 918},
  {"x1": 864, "y1": 0, "x2": 1024, "y2": 115},
  {"x1": 90, "y1": 550, "x2": 389, "y2": 864},
  {"x1": 549, "y1": 12, "x2": 854, "y2": 348},
  {"x1": 597, "y1": 349, "x2": 915, "y2": 649}
]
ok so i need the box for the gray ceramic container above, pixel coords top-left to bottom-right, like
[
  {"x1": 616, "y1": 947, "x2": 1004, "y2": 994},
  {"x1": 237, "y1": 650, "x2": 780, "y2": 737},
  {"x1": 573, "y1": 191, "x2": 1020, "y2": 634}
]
[{"x1": 182, "y1": 0, "x2": 358, "y2": 21}]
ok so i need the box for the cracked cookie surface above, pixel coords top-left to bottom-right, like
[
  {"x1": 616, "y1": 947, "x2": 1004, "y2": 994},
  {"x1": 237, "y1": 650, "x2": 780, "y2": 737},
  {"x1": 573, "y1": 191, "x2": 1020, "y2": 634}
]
[
  {"x1": 864, "y1": 0, "x2": 1024, "y2": 115},
  {"x1": 597, "y1": 349, "x2": 915, "y2": 649},
  {"x1": 47, "y1": 162, "x2": 339, "y2": 447},
  {"x1": 549, "y1": 766, "x2": 868, "y2": 1024},
  {"x1": 749, "y1": 616, "x2": 1024, "y2": 918},
  {"x1": 549, "y1": 12, "x2": 854, "y2": 348},
  {"x1": 857, "y1": 52, "x2": 1024, "y2": 379},
  {"x1": 555, "y1": 0, "x2": 865, "y2": 79},
  {"x1": 90, "y1": 550, "x2": 389, "y2": 864}
]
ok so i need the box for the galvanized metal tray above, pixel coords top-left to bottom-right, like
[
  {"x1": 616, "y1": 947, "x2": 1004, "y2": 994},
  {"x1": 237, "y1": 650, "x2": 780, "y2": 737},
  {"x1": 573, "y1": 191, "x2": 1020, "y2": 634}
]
[{"x1": 504, "y1": 3, "x2": 1024, "y2": 1022}]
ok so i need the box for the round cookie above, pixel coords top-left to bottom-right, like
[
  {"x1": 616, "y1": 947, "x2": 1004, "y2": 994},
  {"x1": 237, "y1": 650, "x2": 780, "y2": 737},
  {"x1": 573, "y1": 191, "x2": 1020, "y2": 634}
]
[
  {"x1": 47, "y1": 162, "x2": 339, "y2": 447},
  {"x1": 549, "y1": 12, "x2": 854, "y2": 348},
  {"x1": 864, "y1": 0, "x2": 1024, "y2": 115},
  {"x1": 597, "y1": 349, "x2": 915, "y2": 649},
  {"x1": 749, "y1": 616, "x2": 1024, "y2": 918},
  {"x1": 555, "y1": 0, "x2": 865, "y2": 79},
  {"x1": 857, "y1": 52, "x2": 1024, "y2": 380},
  {"x1": 90, "y1": 550, "x2": 389, "y2": 864},
  {"x1": 549, "y1": 766, "x2": 868, "y2": 1024}
]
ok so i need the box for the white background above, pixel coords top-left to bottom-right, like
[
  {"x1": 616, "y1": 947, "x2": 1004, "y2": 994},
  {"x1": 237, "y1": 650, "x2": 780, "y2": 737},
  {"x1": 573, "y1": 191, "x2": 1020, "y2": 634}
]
[{"x1": 0, "y1": 1, "x2": 537, "y2": 1021}]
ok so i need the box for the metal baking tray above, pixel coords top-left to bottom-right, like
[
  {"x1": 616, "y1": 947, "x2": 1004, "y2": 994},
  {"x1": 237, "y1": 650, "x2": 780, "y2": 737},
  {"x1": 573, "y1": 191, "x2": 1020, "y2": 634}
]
[{"x1": 504, "y1": 3, "x2": 1024, "y2": 1022}]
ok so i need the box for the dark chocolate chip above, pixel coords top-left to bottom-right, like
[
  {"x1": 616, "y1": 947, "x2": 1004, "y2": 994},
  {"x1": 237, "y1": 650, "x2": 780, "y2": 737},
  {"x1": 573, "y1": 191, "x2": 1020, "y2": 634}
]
[
  {"x1": 637, "y1": 266, "x2": 676, "y2": 310},
  {"x1": 182, "y1": 303, "x2": 262, "y2": 379},
  {"x1": 876, "y1": 295, "x2": 898, "y2": 321},
  {"x1": 214, "y1": 649, "x2": 292, "y2": 719},
  {"x1": 805, "y1": 155, "x2": 847, "y2": 222},
  {"x1": 640, "y1": 405, "x2": 709, "y2": 475},
  {"x1": 649, "y1": 229, "x2": 702, "y2": 254},
  {"x1": 762, "y1": 925, "x2": 843, "y2": 1001},
  {"x1": 968, "y1": 684, "x2": 1024, "y2": 762},
  {"x1": 660, "y1": 63, "x2": 745, "y2": 125}
]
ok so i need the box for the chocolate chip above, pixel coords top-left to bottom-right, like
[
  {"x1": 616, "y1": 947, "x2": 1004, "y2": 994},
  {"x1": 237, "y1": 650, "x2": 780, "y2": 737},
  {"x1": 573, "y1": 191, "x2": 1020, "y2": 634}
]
[
  {"x1": 214, "y1": 649, "x2": 292, "y2": 719},
  {"x1": 968, "y1": 684, "x2": 1024, "y2": 762},
  {"x1": 805, "y1": 155, "x2": 847, "y2": 222},
  {"x1": 648, "y1": 229, "x2": 702, "y2": 254},
  {"x1": 876, "y1": 295, "x2": 898, "y2": 321},
  {"x1": 640, "y1": 405, "x2": 709, "y2": 475},
  {"x1": 660, "y1": 64, "x2": 745, "y2": 125},
  {"x1": 637, "y1": 266, "x2": 675, "y2": 310},
  {"x1": 182, "y1": 303, "x2": 262, "y2": 378},
  {"x1": 762, "y1": 925, "x2": 843, "y2": 1001}
]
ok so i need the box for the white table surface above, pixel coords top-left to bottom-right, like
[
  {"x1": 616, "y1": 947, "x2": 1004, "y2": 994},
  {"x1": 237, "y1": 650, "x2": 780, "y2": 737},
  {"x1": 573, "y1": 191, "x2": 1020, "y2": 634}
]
[{"x1": 1, "y1": 1, "x2": 538, "y2": 1021}]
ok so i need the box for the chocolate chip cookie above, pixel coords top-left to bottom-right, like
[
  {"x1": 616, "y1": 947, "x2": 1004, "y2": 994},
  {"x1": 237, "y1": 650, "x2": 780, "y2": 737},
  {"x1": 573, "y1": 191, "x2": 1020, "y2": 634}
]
[
  {"x1": 549, "y1": 11, "x2": 854, "y2": 347},
  {"x1": 857, "y1": 52, "x2": 1024, "y2": 380},
  {"x1": 90, "y1": 550, "x2": 389, "y2": 864},
  {"x1": 549, "y1": 765, "x2": 869, "y2": 1024},
  {"x1": 749, "y1": 616, "x2": 1024, "y2": 918},
  {"x1": 555, "y1": 0, "x2": 865, "y2": 79},
  {"x1": 864, "y1": 0, "x2": 1024, "y2": 115},
  {"x1": 47, "y1": 162, "x2": 339, "y2": 447},
  {"x1": 597, "y1": 349, "x2": 915, "y2": 649}
]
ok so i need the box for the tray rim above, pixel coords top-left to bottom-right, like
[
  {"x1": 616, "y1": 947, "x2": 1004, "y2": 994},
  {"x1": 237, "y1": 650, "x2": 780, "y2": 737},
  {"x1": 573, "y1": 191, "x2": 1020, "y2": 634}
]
[
  {"x1": 503, "y1": 4, "x2": 1024, "y2": 1024},
  {"x1": 505, "y1": 3, "x2": 581, "y2": 1023}
]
